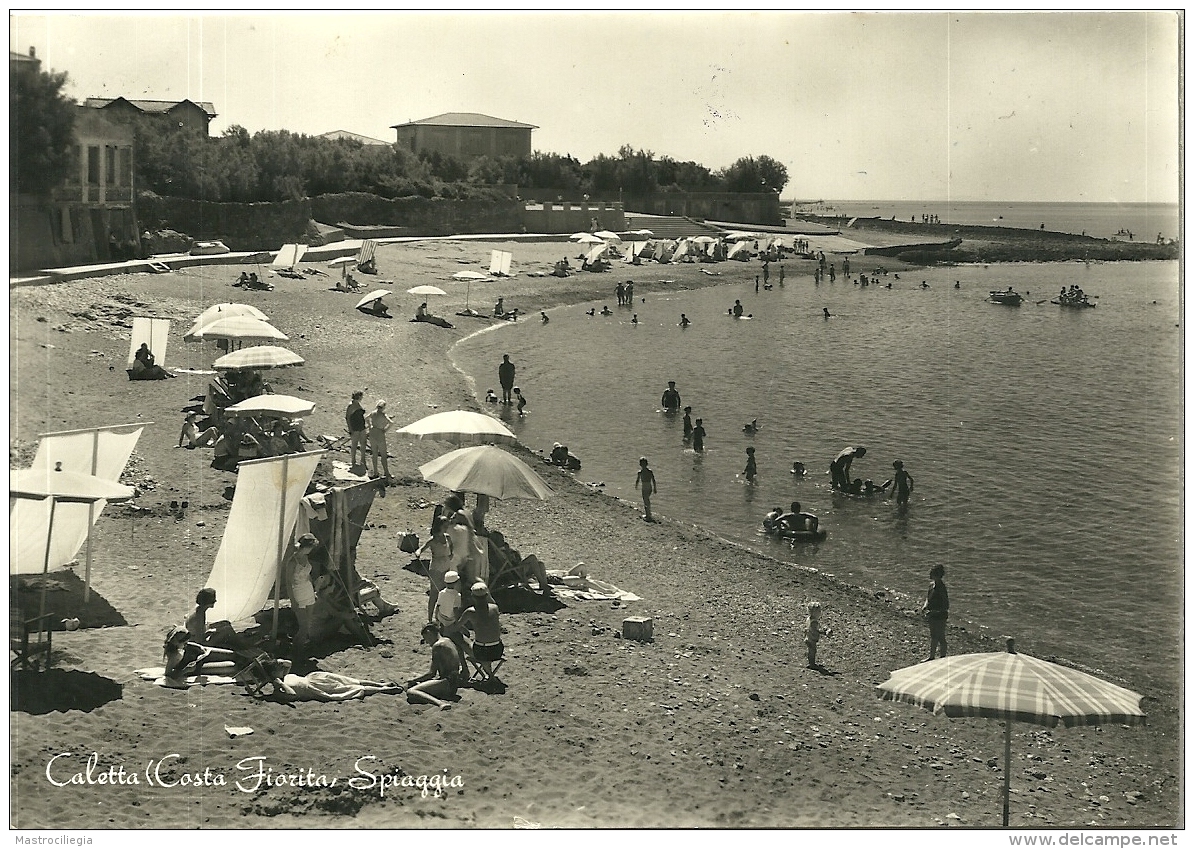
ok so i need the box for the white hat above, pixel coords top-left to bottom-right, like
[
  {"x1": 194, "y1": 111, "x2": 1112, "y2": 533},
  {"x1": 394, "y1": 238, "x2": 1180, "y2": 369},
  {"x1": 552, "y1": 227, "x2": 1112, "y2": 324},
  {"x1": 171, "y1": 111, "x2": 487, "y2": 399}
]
[{"x1": 444, "y1": 571, "x2": 460, "y2": 584}]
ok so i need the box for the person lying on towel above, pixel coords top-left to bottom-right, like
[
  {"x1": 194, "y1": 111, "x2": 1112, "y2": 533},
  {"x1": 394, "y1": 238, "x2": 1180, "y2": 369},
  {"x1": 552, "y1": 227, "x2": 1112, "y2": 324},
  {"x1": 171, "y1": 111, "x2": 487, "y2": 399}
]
[{"x1": 162, "y1": 625, "x2": 237, "y2": 684}]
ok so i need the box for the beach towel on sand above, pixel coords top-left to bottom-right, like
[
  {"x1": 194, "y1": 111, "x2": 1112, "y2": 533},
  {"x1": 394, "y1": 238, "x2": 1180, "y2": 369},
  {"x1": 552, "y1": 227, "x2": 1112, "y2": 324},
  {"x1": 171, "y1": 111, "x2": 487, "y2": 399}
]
[
  {"x1": 545, "y1": 570, "x2": 641, "y2": 603},
  {"x1": 280, "y1": 672, "x2": 401, "y2": 702},
  {"x1": 135, "y1": 664, "x2": 239, "y2": 689}
]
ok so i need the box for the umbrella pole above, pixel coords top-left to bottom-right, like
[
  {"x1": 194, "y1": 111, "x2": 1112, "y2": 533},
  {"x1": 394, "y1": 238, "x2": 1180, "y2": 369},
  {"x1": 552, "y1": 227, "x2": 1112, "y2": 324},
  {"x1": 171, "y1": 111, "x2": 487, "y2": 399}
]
[
  {"x1": 83, "y1": 503, "x2": 94, "y2": 603},
  {"x1": 271, "y1": 455, "x2": 290, "y2": 645},
  {"x1": 1002, "y1": 719, "x2": 1013, "y2": 827},
  {"x1": 40, "y1": 498, "x2": 58, "y2": 623}
]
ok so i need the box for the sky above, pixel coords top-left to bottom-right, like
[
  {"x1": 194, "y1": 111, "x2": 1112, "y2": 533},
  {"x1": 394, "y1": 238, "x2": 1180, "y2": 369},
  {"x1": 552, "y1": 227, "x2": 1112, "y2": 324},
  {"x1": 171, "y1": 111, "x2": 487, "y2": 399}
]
[{"x1": 9, "y1": 11, "x2": 1182, "y2": 203}]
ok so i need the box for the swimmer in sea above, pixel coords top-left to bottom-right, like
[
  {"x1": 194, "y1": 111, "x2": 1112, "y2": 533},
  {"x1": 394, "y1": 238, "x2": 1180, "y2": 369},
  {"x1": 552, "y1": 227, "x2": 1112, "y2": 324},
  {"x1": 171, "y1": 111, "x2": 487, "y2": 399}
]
[
  {"x1": 586, "y1": 308, "x2": 596, "y2": 317},
  {"x1": 823, "y1": 308, "x2": 831, "y2": 319},
  {"x1": 679, "y1": 314, "x2": 691, "y2": 328},
  {"x1": 600, "y1": 305, "x2": 613, "y2": 316},
  {"x1": 631, "y1": 314, "x2": 638, "y2": 326},
  {"x1": 732, "y1": 300, "x2": 744, "y2": 318},
  {"x1": 743, "y1": 447, "x2": 757, "y2": 483},
  {"x1": 691, "y1": 418, "x2": 706, "y2": 452},
  {"x1": 890, "y1": 460, "x2": 914, "y2": 505},
  {"x1": 791, "y1": 461, "x2": 806, "y2": 478},
  {"x1": 743, "y1": 419, "x2": 759, "y2": 435},
  {"x1": 682, "y1": 406, "x2": 693, "y2": 441}
]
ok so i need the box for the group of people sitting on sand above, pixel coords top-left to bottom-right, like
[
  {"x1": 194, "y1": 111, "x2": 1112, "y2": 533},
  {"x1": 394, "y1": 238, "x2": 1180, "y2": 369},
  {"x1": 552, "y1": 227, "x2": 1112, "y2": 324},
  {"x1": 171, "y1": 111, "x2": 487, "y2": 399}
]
[
  {"x1": 128, "y1": 343, "x2": 175, "y2": 381},
  {"x1": 235, "y1": 271, "x2": 273, "y2": 291},
  {"x1": 335, "y1": 273, "x2": 364, "y2": 293},
  {"x1": 180, "y1": 410, "x2": 311, "y2": 470},
  {"x1": 548, "y1": 442, "x2": 582, "y2": 471}
]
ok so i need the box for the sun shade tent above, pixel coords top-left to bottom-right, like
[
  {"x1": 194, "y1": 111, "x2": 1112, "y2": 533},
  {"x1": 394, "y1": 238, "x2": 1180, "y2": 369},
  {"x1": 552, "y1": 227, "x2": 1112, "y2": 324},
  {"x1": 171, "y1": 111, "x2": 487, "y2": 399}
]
[
  {"x1": 272, "y1": 243, "x2": 309, "y2": 270},
  {"x1": 396, "y1": 410, "x2": 517, "y2": 447},
  {"x1": 213, "y1": 346, "x2": 305, "y2": 370},
  {"x1": 877, "y1": 638, "x2": 1146, "y2": 827},
  {"x1": 126, "y1": 317, "x2": 171, "y2": 367},
  {"x1": 585, "y1": 244, "x2": 609, "y2": 265},
  {"x1": 11, "y1": 466, "x2": 136, "y2": 620},
  {"x1": 225, "y1": 394, "x2": 316, "y2": 419},
  {"x1": 203, "y1": 452, "x2": 324, "y2": 638},
  {"x1": 9, "y1": 423, "x2": 146, "y2": 603},
  {"x1": 489, "y1": 250, "x2": 513, "y2": 276}
]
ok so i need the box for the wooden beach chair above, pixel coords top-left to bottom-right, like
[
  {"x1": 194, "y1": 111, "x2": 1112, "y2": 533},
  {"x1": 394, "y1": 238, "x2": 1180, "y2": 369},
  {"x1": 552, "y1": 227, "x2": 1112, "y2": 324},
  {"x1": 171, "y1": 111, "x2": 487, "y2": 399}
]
[{"x1": 11, "y1": 609, "x2": 55, "y2": 672}]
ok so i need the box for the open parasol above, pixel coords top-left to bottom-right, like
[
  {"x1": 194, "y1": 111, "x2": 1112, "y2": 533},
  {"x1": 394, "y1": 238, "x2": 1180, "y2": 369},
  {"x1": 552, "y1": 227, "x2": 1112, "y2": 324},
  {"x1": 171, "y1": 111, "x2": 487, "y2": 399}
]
[
  {"x1": 185, "y1": 316, "x2": 288, "y2": 343},
  {"x1": 407, "y1": 285, "x2": 449, "y2": 296},
  {"x1": 224, "y1": 394, "x2": 316, "y2": 419},
  {"x1": 213, "y1": 346, "x2": 305, "y2": 370},
  {"x1": 355, "y1": 290, "x2": 391, "y2": 310},
  {"x1": 418, "y1": 445, "x2": 553, "y2": 501},
  {"x1": 397, "y1": 410, "x2": 517, "y2": 447}
]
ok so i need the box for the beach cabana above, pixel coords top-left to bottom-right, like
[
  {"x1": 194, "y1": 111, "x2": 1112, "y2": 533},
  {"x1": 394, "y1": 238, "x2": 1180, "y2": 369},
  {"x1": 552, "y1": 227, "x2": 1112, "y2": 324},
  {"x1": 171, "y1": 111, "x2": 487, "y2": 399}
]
[{"x1": 126, "y1": 317, "x2": 171, "y2": 368}]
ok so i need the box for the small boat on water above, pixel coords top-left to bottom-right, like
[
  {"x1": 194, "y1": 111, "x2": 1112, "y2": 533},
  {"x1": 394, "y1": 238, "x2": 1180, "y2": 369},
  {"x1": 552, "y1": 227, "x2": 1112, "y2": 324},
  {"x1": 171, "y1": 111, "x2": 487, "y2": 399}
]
[
  {"x1": 987, "y1": 289, "x2": 1024, "y2": 306},
  {"x1": 1052, "y1": 294, "x2": 1097, "y2": 308}
]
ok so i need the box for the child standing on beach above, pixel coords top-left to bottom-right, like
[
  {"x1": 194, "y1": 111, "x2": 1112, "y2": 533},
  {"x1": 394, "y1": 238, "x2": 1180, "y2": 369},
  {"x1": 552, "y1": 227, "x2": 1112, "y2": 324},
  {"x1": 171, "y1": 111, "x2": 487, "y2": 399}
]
[
  {"x1": 743, "y1": 447, "x2": 757, "y2": 483},
  {"x1": 805, "y1": 602, "x2": 831, "y2": 668},
  {"x1": 635, "y1": 457, "x2": 657, "y2": 522},
  {"x1": 514, "y1": 387, "x2": 527, "y2": 416}
]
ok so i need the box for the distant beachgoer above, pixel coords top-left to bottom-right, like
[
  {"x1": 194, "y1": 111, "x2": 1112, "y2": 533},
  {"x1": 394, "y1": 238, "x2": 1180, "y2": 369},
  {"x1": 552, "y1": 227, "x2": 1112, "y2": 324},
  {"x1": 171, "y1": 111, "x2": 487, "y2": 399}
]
[
  {"x1": 178, "y1": 413, "x2": 218, "y2": 449},
  {"x1": 183, "y1": 587, "x2": 237, "y2": 648},
  {"x1": 922, "y1": 565, "x2": 949, "y2": 660},
  {"x1": 616, "y1": 282, "x2": 626, "y2": 306},
  {"x1": 842, "y1": 258, "x2": 850, "y2": 275},
  {"x1": 682, "y1": 407, "x2": 693, "y2": 441},
  {"x1": 406, "y1": 622, "x2": 461, "y2": 710},
  {"x1": 829, "y1": 446, "x2": 866, "y2": 490},
  {"x1": 631, "y1": 314, "x2": 638, "y2": 326},
  {"x1": 625, "y1": 281, "x2": 634, "y2": 302},
  {"x1": 540, "y1": 311, "x2": 549, "y2": 324},
  {"x1": 805, "y1": 602, "x2": 830, "y2": 668},
  {"x1": 743, "y1": 447, "x2": 757, "y2": 483},
  {"x1": 890, "y1": 460, "x2": 914, "y2": 505},
  {"x1": 829, "y1": 265, "x2": 835, "y2": 282},
  {"x1": 358, "y1": 298, "x2": 391, "y2": 318},
  {"x1": 756, "y1": 276, "x2": 760, "y2": 294},
  {"x1": 415, "y1": 302, "x2": 429, "y2": 320},
  {"x1": 777, "y1": 501, "x2": 818, "y2": 534},
  {"x1": 679, "y1": 314, "x2": 691, "y2": 328},
  {"x1": 600, "y1": 305, "x2": 613, "y2": 316},
  {"x1": 692, "y1": 418, "x2": 706, "y2": 452},
  {"x1": 586, "y1": 308, "x2": 596, "y2": 317},
  {"x1": 635, "y1": 457, "x2": 657, "y2": 522},
  {"x1": 732, "y1": 300, "x2": 744, "y2": 318},
  {"x1": 347, "y1": 391, "x2": 367, "y2": 468},
  {"x1": 498, "y1": 354, "x2": 516, "y2": 405},
  {"x1": 954, "y1": 281, "x2": 961, "y2": 289},
  {"x1": 823, "y1": 308, "x2": 831, "y2": 319},
  {"x1": 778, "y1": 266, "x2": 785, "y2": 286},
  {"x1": 367, "y1": 400, "x2": 393, "y2": 479},
  {"x1": 135, "y1": 343, "x2": 155, "y2": 368},
  {"x1": 514, "y1": 387, "x2": 527, "y2": 416},
  {"x1": 742, "y1": 419, "x2": 759, "y2": 435},
  {"x1": 494, "y1": 297, "x2": 505, "y2": 318},
  {"x1": 485, "y1": 389, "x2": 498, "y2": 404},
  {"x1": 790, "y1": 461, "x2": 806, "y2": 478},
  {"x1": 661, "y1": 381, "x2": 682, "y2": 413},
  {"x1": 920, "y1": 281, "x2": 930, "y2": 289},
  {"x1": 416, "y1": 516, "x2": 454, "y2": 622}
]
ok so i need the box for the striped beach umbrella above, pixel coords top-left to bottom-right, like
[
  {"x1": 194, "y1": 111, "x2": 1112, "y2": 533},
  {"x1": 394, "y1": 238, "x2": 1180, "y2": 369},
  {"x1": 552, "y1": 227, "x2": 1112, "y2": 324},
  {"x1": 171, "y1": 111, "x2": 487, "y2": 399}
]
[{"x1": 877, "y1": 638, "x2": 1145, "y2": 826}]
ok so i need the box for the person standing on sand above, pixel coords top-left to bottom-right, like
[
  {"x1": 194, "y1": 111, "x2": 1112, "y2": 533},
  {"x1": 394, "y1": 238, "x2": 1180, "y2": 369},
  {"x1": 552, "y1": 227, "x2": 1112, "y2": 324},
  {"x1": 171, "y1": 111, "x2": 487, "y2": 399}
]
[
  {"x1": 692, "y1": 418, "x2": 706, "y2": 452},
  {"x1": 346, "y1": 391, "x2": 367, "y2": 469},
  {"x1": 805, "y1": 602, "x2": 830, "y2": 668},
  {"x1": 922, "y1": 565, "x2": 949, "y2": 660},
  {"x1": 616, "y1": 281, "x2": 625, "y2": 306},
  {"x1": 635, "y1": 457, "x2": 657, "y2": 522},
  {"x1": 367, "y1": 400, "x2": 393, "y2": 480},
  {"x1": 498, "y1": 354, "x2": 516, "y2": 405}
]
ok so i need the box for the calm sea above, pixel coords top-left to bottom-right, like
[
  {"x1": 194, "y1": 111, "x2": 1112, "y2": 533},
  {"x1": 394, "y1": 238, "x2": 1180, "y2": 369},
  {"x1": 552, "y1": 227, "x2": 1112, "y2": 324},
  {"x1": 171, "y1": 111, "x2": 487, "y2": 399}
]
[
  {"x1": 452, "y1": 259, "x2": 1182, "y2": 694},
  {"x1": 791, "y1": 200, "x2": 1180, "y2": 242}
]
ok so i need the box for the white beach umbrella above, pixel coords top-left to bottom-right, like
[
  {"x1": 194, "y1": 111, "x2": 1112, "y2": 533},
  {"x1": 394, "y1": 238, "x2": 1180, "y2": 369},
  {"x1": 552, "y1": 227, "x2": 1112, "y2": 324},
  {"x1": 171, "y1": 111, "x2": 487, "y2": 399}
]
[
  {"x1": 193, "y1": 303, "x2": 269, "y2": 327},
  {"x1": 452, "y1": 270, "x2": 491, "y2": 281},
  {"x1": 407, "y1": 285, "x2": 449, "y2": 296},
  {"x1": 418, "y1": 445, "x2": 553, "y2": 501},
  {"x1": 571, "y1": 233, "x2": 605, "y2": 245},
  {"x1": 396, "y1": 410, "x2": 517, "y2": 446},
  {"x1": 354, "y1": 290, "x2": 391, "y2": 310},
  {"x1": 225, "y1": 394, "x2": 316, "y2": 419},
  {"x1": 594, "y1": 230, "x2": 622, "y2": 242},
  {"x1": 186, "y1": 316, "x2": 288, "y2": 343},
  {"x1": 213, "y1": 346, "x2": 305, "y2": 370}
]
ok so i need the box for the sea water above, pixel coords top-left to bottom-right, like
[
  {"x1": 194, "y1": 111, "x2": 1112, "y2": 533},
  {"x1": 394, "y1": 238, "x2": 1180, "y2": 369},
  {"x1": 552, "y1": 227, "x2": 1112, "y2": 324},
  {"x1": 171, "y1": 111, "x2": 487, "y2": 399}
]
[
  {"x1": 791, "y1": 200, "x2": 1180, "y2": 243},
  {"x1": 452, "y1": 260, "x2": 1182, "y2": 693}
]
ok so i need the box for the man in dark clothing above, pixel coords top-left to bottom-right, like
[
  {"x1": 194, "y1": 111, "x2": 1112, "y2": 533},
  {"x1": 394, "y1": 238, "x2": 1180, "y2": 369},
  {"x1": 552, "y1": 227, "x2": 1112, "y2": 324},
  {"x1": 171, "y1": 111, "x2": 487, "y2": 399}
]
[
  {"x1": 660, "y1": 381, "x2": 681, "y2": 414},
  {"x1": 922, "y1": 564, "x2": 949, "y2": 660},
  {"x1": 498, "y1": 355, "x2": 516, "y2": 405}
]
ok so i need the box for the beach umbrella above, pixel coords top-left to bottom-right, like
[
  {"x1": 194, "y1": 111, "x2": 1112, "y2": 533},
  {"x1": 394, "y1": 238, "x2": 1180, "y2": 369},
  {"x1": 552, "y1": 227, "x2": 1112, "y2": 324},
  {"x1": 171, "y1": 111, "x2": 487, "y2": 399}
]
[
  {"x1": 326, "y1": 256, "x2": 357, "y2": 268},
  {"x1": 418, "y1": 445, "x2": 553, "y2": 501},
  {"x1": 396, "y1": 410, "x2": 517, "y2": 447},
  {"x1": 877, "y1": 638, "x2": 1146, "y2": 826},
  {"x1": 185, "y1": 316, "x2": 288, "y2": 343},
  {"x1": 570, "y1": 233, "x2": 605, "y2": 245},
  {"x1": 354, "y1": 289, "x2": 391, "y2": 310},
  {"x1": 452, "y1": 270, "x2": 491, "y2": 281},
  {"x1": 193, "y1": 303, "x2": 269, "y2": 327},
  {"x1": 631, "y1": 229, "x2": 654, "y2": 236},
  {"x1": 225, "y1": 394, "x2": 316, "y2": 419},
  {"x1": 407, "y1": 285, "x2": 448, "y2": 296},
  {"x1": 691, "y1": 235, "x2": 717, "y2": 245},
  {"x1": 213, "y1": 346, "x2": 305, "y2": 370},
  {"x1": 11, "y1": 467, "x2": 135, "y2": 622},
  {"x1": 594, "y1": 230, "x2": 622, "y2": 242}
]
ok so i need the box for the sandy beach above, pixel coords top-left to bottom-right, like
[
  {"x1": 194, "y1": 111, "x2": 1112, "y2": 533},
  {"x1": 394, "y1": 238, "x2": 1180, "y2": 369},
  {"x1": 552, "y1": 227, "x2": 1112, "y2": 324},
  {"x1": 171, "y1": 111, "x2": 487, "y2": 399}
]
[{"x1": 9, "y1": 236, "x2": 1181, "y2": 830}]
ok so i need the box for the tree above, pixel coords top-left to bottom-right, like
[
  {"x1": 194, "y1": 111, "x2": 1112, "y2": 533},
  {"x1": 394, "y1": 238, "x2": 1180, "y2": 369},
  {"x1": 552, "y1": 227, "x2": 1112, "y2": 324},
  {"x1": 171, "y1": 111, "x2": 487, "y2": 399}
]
[
  {"x1": 11, "y1": 66, "x2": 77, "y2": 195},
  {"x1": 721, "y1": 154, "x2": 789, "y2": 194}
]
